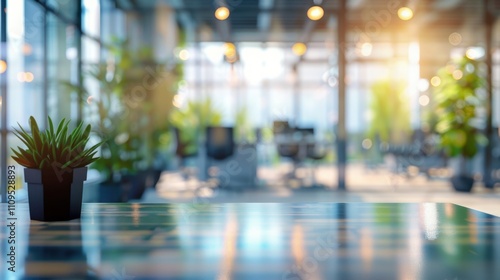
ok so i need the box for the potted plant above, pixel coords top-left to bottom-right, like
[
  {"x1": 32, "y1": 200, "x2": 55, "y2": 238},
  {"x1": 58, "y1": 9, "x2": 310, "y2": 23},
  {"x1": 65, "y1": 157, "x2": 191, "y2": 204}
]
[
  {"x1": 434, "y1": 55, "x2": 487, "y2": 192},
  {"x1": 11, "y1": 116, "x2": 101, "y2": 221}
]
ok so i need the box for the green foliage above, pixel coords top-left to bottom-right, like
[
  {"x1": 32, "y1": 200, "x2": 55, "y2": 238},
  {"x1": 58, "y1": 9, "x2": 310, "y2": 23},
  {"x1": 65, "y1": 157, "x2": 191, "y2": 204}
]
[
  {"x1": 169, "y1": 98, "x2": 222, "y2": 154},
  {"x1": 433, "y1": 56, "x2": 487, "y2": 159},
  {"x1": 63, "y1": 38, "x2": 178, "y2": 180},
  {"x1": 235, "y1": 106, "x2": 256, "y2": 143},
  {"x1": 11, "y1": 116, "x2": 101, "y2": 171},
  {"x1": 367, "y1": 80, "x2": 411, "y2": 144}
]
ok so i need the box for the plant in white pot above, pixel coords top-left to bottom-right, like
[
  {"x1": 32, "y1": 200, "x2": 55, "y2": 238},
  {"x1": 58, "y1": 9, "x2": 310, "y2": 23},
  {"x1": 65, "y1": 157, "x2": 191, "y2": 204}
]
[
  {"x1": 11, "y1": 116, "x2": 101, "y2": 221},
  {"x1": 434, "y1": 55, "x2": 487, "y2": 192}
]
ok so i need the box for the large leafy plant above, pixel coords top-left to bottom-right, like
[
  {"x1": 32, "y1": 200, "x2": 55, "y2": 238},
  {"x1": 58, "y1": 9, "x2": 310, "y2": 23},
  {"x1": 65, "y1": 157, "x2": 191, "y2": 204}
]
[
  {"x1": 63, "y1": 38, "x2": 178, "y2": 181},
  {"x1": 434, "y1": 56, "x2": 487, "y2": 162},
  {"x1": 11, "y1": 116, "x2": 101, "y2": 171}
]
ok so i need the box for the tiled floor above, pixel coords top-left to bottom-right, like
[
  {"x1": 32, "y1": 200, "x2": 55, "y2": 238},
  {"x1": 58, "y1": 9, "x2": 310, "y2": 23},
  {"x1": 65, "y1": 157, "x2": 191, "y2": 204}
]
[{"x1": 145, "y1": 164, "x2": 500, "y2": 216}]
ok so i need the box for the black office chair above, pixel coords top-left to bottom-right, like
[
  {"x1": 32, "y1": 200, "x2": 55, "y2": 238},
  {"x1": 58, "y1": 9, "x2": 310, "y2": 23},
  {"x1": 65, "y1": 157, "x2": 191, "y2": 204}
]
[
  {"x1": 206, "y1": 126, "x2": 235, "y2": 160},
  {"x1": 277, "y1": 142, "x2": 300, "y2": 181},
  {"x1": 273, "y1": 120, "x2": 291, "y2": 136},
  {"x1": 295, "y1": 127, "x2": 314, "y2": 139},
  {"x1": 206, "y1": 126, "x2": 235, "y2": 187}
]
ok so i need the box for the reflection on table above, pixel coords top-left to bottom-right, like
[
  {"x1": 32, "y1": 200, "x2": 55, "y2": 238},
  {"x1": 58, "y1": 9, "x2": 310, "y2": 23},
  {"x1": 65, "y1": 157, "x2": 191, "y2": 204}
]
[{"x1": 1, "y1": 203, "x2": 499, "y2": 279}]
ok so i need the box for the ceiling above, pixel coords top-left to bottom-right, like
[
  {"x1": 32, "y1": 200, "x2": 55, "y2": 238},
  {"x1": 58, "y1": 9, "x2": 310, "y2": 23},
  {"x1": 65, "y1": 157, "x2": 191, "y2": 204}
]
[{"x1": 113, "y1": 0, "x2": 499, "y2": 45}]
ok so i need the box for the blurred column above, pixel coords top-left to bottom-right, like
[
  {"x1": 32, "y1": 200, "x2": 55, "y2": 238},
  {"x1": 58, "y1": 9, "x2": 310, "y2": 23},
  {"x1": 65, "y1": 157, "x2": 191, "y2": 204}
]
[
  {"x1": 483, "y1": 0, "x2": 494, "y2": 188},
  {"x1": 0, "y1": 0, "x2": 6, "y2": 202},
  {"x1": 76, "y1": 0, "x2": 82, "y2": 123},
  {"x1": 292, "y1": 63, "x2": 299, "y2": 127},
  {"x1": 337, "y1": 0, "x2": 347, "y2": 190},
  {"x1": 154, "y1": 4, "x2": 178, "y2": 61}
]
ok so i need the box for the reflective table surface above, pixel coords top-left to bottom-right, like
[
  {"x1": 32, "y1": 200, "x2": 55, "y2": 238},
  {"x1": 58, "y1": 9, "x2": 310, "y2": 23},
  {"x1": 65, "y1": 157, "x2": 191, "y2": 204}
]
[{"x1": 1, "y1": 203, "x2": 500, "y2": 279}]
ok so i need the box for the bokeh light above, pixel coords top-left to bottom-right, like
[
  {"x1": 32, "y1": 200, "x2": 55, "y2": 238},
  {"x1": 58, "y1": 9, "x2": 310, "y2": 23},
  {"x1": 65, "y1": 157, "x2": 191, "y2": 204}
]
[
  {"x1": 215, "y1": 7, "x2": 230, "y2": 21},
  {"x1": 418, "y1": 79, "x2": 429, "y2": 92},
  {"x1": 448, "y1": 32, "x2": 462, "y2": 46},
  {"x1": 361, "y1": 42, "x2": 372, "y2": 56},
  {"x1": 292, "y1": 42, "x2": 307, "y2": 56},
  {"x1": 223, "y1": 42, "x2": 238, "y2": 63},
  {"x1": 465, "y1": 47, "x2": 485, "y2": 60},
  {"x1": 179, "y1": 49, "x2": 189, "y2": 61},
  {"x1": 398, "y1": 7, "x2": 413, "y2": 20},
  {"x1": 452, "y1": 69, "x2": 463, "y2": 80},
  {"x1": 430, "y1": 76, "x2": 441, "y2": 87},
  {"x1": 327, "y1": 76, "x2": 338, "y2": 87},
  {"x1": 419, "y1": 95, "x2": 430, "y2": 106},
  {"x1": 25, "y1": 72, "x2": 34, "y2": 82},
  {"x1": 362, "y1": 139, "x2": 373, "y2": 149},
  {"x1": 0, "y1": 60, "x2": 7, "y2": 73},
  {"x1": 172, "y1": 94, "x2": 183, "y2": 108},
  {"x1": 307, "y1": 6, "x2": 324, "y2": 21},
  {"x1": 86, "y1": 96, "x2": 94, "y2": 105},
  {"x1": 23, "y1": 43, "x2": 32, "y2": 55}
]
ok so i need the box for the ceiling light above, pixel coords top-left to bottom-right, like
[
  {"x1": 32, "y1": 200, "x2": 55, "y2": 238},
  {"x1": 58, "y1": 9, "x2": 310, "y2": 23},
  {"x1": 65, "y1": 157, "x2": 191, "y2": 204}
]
[
  {"x1": 292, "y1": 42, "x2": 307, "y2": 56},
  {"x1": 223, "y1": 42, "x2": 238, "y2": 63},
  {"x1": 398, "y1": 7, "x2": 413, "y2": 20},
  {"x1": 0, "y1": 60, "x2": 6, "y2": 74},
  {"x1": 307, "y1": 6, "x2": 324, "y2": 21},
  {"x1": 215, "y1": 7, "x2": 230, "y2": 21}
]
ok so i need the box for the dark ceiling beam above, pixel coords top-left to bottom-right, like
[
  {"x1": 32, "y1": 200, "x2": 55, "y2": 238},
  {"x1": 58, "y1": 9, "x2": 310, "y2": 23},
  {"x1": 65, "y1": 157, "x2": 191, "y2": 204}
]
[
  {"x1": 112, "y1": 0, "x2": 123, "y2": 10},
  {"x1": 128, "y1": 0, "x2": 139, "y2": 10},
  {"x1": 127, "y1": 7, "x2": 338, "y2": 13},
  {"x1": 215, "y1": 18, "x2": 231, "y2": 42},
  {"x1": 258, "y1": 0, "x2": 275, "y2": 41}
]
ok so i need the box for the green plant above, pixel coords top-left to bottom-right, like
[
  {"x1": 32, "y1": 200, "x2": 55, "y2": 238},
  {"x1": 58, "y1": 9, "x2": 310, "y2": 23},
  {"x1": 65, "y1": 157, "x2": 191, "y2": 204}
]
[
  {"x1": 170, "y1": 98, "x2": 222, "y2": 154},
  {"x1": 11, "y1": 116, "x2": 101, "y2": 171},
  {"x1": 235, "y1": 106, "x2": 256, "y2": 143},
  {"x1": 367, "y1": 79, "x2": 411, "y2": 144},
  {"x1": 434, "y1": 55, "x2": 487, "y2": 174},
  {"x1": 63, "y1": 38, "x2": 178, "y2": 181}
]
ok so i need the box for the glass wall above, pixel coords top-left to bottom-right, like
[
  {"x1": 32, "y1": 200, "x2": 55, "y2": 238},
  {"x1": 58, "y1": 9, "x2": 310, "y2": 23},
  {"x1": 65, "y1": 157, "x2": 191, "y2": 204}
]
[
  {"x1": 0, "y1": 0, "x2": 499, "y2": 201},
  {"x1": 0, "y1": 0, "x2": 95, "y2": 201}
]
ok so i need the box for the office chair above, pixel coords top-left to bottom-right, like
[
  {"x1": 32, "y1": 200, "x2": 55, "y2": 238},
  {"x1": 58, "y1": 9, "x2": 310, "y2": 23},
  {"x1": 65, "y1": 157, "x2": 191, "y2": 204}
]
[{"x1": 206, "y1": 126, "x2": 235, "y2": 187}]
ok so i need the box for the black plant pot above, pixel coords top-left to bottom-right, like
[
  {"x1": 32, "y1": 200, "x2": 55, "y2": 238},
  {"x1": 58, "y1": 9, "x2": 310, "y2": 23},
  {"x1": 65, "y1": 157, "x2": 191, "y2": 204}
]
[
  {"x1": 24, "y1": 167, "x2": 88, "y2": 221},
  {"x1": 451, "y1": 175, "x2": 474, "y2": 192}
]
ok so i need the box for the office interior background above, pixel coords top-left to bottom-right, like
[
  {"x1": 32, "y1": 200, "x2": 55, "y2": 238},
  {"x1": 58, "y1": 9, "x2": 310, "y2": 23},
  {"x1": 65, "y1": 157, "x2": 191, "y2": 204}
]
[{"x1": 1, "y1": 0, "x2": 500, "y2": 203}]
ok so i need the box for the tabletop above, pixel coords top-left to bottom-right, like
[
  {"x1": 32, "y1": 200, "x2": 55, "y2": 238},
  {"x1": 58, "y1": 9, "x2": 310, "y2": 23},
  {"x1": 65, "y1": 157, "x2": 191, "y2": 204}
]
[{"x1": 1, "y1": 202, "x2": 500, "y2": 279}]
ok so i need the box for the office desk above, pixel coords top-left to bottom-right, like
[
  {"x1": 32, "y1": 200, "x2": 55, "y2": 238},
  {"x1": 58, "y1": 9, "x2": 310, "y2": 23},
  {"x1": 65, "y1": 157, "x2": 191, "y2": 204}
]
[{"x1": 2, "y1": 203, "x2": 499, "y2": 279}]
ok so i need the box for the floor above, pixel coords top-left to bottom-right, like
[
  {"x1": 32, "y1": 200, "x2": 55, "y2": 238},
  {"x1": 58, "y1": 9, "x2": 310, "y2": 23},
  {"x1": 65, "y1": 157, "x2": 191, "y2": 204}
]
[{"x1": 143, "y1": 163, "x2": 500, "y2": 217}]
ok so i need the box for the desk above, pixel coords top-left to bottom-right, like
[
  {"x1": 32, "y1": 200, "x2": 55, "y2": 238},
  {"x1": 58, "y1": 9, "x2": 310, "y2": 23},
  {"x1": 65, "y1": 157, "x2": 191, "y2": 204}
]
[{"x1": 2, "y1": 203, "x2": 500, "y2": 279}]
